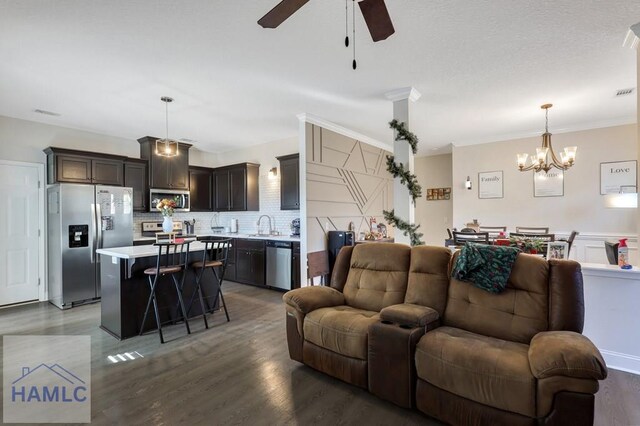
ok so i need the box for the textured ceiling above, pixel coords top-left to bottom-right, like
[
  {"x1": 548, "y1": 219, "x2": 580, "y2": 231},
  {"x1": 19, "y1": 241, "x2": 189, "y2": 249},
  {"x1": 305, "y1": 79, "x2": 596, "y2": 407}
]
[{"x1": 0, "y1": 1, "x2": 638, "y2": 155}]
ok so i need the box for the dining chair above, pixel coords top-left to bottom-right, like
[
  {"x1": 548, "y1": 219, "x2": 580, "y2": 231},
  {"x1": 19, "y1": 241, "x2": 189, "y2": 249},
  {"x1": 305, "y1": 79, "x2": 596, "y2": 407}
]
[
  {"x1": 515, "y1": 226, "x2": 549, "y2": 234},
  {"x1": 140, "y1": 241, "x2": 192, "y2": 343},
  {"x1": 558, "y1": 231, "x2": 579, "y2": 256},
  {"x1": 307, "y1": 251, "x2": 330, "y2": 286},
  {"x1": 509, "y1": 232, "x2": 555, "y2": 242},
  {"x1": 479, "y1": 226, "x2": 507, "y2": 239},
  {"x1": 452, "y1": 231, "x2": 490, "y2": 245},
  {"x1": 189, "y1": 238, "x2": 232, "y2": 329}
]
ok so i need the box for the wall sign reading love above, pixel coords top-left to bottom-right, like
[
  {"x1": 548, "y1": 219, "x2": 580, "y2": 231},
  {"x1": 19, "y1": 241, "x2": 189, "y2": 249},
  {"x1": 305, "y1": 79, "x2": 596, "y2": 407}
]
[
  {"x1": 600, "y1": 160, "x2": 637, "y2": 194},
  {"x1": 478, "y1": 171, "x2": 503, "y2": 199}
]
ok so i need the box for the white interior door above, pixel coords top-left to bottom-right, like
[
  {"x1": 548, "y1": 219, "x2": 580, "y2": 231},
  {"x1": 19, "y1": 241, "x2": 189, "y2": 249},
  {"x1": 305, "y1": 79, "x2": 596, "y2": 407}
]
[{"x1": 0, "y1": 163, "x2": 40, "y2": 305}]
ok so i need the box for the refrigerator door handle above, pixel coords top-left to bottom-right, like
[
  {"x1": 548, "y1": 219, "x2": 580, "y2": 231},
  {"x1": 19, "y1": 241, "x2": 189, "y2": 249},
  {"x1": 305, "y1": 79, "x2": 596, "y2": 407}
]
[
  {"x1": 96, "y1": 202, "x2": 103, "y2": 263},
  {"x1": 90, "y1": 203, "x2": 96, "y2": 264}
]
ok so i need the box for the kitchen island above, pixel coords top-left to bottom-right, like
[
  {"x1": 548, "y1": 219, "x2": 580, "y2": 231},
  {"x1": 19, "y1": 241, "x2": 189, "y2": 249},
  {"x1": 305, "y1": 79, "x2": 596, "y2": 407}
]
[{"x1": 96, "y1": 241, "x2": 222, "y2": 340}]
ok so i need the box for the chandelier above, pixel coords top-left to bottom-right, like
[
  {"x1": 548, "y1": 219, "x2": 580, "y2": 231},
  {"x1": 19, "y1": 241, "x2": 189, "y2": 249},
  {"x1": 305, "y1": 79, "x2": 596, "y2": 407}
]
[
  {"x1": 517, "y1": 104, "x2": 576, "y2": 173},
  {"x1": 155, "y1": 96, "x2": 179, "y2": 157}
]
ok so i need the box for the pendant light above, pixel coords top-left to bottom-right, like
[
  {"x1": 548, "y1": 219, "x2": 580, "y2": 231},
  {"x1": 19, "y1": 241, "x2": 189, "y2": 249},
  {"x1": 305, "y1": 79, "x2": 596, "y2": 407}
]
[
  {"x1": 516, "y1": 104, "x2": 577, "y2": 173},
  {"x1": 155, "y1": 96, "x2": 179, "y2": 158}
]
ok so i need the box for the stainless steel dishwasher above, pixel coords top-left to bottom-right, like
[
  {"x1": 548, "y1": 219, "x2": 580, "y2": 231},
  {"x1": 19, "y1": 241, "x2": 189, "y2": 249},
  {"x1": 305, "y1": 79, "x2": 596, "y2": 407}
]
[{"x1": 266, "y1": 240, "x2": 292, "y2": 290}]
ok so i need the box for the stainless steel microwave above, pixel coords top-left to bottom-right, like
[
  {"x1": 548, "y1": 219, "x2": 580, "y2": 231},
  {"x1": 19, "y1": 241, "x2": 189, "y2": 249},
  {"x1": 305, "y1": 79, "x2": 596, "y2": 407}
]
[{"x1": 150, "y1": 189, "x2": 190, "y2": 212}]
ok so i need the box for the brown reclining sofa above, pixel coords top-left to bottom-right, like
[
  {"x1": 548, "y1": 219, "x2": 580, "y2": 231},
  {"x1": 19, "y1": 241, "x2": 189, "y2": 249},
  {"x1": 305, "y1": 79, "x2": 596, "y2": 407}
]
[{"x1": 283, "y1": 243, "x2": 607, "y2": 425}]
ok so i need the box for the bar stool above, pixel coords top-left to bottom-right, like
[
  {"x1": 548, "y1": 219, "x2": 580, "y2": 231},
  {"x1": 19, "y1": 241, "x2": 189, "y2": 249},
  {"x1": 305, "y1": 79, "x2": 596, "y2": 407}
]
[
  {"x1": 189, "y1": 238, "x2": 231, "y2": 328},
  {"x1": 140, "y1": 241, "x2": 192, "y2": 343}
]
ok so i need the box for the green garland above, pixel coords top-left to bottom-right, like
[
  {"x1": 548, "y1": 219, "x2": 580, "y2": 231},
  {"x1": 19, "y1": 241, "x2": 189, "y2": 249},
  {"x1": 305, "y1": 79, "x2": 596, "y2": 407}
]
[
  {"x1": 383, "y1": 120, "x2": 424, "y2": 246},
  {"x1": 385, "y1": 156, "x2": 422, "y2": 203},
  {"x1": 384, "y1": 210, "x2": 424, "y2": 247},
  {"x1": 389, "y1": 119, "x2": 418, "y2": 155}
]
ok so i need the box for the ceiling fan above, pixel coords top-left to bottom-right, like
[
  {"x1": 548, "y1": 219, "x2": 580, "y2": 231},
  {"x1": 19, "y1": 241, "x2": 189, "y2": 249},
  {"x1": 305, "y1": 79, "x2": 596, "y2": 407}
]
[{"x1": 258, "y1": 0, "x2": 395, "y2": 69}]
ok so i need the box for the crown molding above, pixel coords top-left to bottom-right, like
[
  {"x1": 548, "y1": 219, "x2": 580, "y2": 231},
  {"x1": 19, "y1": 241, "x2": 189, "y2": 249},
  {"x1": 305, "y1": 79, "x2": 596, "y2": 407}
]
[
  {"x1": 384, "y1": 87, "x2": 422, "y2": 103},
  {"x1": 623, "y1": 23, "x2": 640, "y2": 49},
  {"x1": 296, "y1": 113, "x2": 390, "y2": 151},
  {"x1": 451, "y1": 116, "x2": 637, "y2": 147}
]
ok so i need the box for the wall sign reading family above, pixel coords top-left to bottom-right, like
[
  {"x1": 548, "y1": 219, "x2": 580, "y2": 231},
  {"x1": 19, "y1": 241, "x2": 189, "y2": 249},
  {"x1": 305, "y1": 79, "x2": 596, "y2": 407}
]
[
  {"x1": 478, "y1": 171, "x2": 503, "y2": 199},
  {"x1": 600, "y1": 160, "x2": 637, "y2": 194},
  {"x1": 534, "y1": 170, "x2": 564, "y2": 197}
]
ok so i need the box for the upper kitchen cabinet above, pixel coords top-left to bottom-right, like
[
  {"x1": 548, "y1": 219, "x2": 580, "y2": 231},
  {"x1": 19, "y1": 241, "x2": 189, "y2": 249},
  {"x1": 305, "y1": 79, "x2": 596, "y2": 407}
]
[
  {"x1": 214, "y1": 163, "x2": 259, "y2": 211},
  {"x1": 189, "y1": 166, "x2": 214, "y2": 211},
  {"x1": 277, "y1": 154, "x2": 299, "y2": 210},
  {"x1": 44, "y1": 147, "x2": 125, "y2": 186},
  {"x1": 124, "y1": 159, "x2": 148, "y2": 211},
  {"x1": 138, "y1": 136, "x2": 191, "y2": 190}
]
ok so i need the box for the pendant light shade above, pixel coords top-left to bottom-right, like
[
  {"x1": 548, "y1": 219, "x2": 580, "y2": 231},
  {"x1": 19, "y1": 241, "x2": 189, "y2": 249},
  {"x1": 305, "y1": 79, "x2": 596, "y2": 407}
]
[{"x1": 155, "y1": 96, "x2": 179, "y2": 158}]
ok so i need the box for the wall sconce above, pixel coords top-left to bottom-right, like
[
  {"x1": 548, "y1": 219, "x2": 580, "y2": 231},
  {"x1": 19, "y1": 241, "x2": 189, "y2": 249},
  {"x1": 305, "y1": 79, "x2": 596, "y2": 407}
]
[
  {"x1": 268, "y1": 167, "x2": 278, "y2": 180},
  {"x1": 465, "y1": 176, "x2": 472, "y2": 190}
]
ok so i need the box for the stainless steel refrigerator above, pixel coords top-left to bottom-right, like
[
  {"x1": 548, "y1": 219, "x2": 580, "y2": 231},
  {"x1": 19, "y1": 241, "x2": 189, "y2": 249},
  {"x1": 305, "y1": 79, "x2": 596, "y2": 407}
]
[{"x1": 47, "y1": 184, "x2": 133, "y2": 309}]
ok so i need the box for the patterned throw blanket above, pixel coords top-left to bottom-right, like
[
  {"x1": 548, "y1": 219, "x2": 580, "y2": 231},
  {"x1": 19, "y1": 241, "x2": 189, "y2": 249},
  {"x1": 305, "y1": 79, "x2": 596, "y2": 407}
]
[{"x1": 452, "y1": 243, "x2": 521, "y2": 293}]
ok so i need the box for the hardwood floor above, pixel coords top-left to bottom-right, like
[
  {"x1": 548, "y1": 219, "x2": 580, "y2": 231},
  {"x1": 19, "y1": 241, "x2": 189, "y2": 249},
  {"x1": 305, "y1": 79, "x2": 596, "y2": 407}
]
[{"x1": 0, "y1": 282, "x2": 637, "y2": 425}]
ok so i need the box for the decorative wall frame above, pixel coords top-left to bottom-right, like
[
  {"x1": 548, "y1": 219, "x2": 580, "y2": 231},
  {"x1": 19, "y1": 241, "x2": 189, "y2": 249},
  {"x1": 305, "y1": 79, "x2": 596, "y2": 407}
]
[
  {"x1": 478, "y1": 171, "x2": 503, "y2": 199},
  {"x1": 426, "y1": 187, "x2": 451, "y2": 201},
  {"x1": 534, "y1": 169, "x2": 564, "y2": 197},
  {"x1": 600, "y1": 160, "x2": 637, "y2": 194}
]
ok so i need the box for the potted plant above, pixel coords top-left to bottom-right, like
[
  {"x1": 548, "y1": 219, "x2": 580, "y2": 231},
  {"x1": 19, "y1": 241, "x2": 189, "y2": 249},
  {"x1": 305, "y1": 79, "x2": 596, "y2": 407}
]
[
  {"x1": 509, "y1": 236, "x2": 544, "y2": 254},
  {"x1": 156, "y1": 197, "x2": 178, "y2": 232}
]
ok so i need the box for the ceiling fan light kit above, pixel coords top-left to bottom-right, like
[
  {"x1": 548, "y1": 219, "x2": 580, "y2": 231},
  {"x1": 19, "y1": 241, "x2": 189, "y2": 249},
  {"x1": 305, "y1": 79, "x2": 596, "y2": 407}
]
[
  {"x1": 516, "y1": 104, "x2": 577, "y2": 173},
  {"x1": 258, "y1": 0, "x2": 395, "y2": 70}
]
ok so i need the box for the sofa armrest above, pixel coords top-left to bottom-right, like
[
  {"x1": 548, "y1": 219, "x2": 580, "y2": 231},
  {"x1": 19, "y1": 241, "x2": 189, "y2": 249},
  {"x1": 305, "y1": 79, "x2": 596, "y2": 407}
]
[
  {"x1": 379, "y1": 304, "x2": 439, "y2": 327},
  {"x1": 529, "y1": 331, "x2": 607, "y2": 380},
  {"x1": 282, "y1": 286, "x2": 345, "y2": 314}
]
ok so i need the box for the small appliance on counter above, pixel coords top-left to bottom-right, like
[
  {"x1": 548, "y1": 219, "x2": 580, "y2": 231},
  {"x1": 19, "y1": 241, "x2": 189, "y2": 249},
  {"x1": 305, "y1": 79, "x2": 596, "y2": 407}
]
[
  {"x1": 230, "y1": 218, "x2": 238, "y2": 233},
  {"x1": 290, "y1": 218, "x2": 300, "y2": 237}
]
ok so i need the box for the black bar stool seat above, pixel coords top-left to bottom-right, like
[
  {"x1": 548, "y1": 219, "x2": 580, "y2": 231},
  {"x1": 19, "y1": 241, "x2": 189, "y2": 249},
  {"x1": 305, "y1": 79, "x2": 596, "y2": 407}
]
[
  {"x1": 188, "y1": 238, "x2": 231, "y2": 329},
  {"x1": 140, "y1": 241, "x2": 192, "y2": 344}
]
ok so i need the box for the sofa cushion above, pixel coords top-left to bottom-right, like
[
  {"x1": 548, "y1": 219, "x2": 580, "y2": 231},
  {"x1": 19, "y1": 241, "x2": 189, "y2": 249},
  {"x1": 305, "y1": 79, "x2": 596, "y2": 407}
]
[
  {"x1": 415, "y1": 326, "x2": 536, "y2": 417},
  {"x1": 342, "y1": 243, "x2": 411, "y2": 312},
  {"x1": 303, "y1": 306, "x2": 380, "y2": 360},
  {"x1": 405, "y1": 246, "x2": 451, "y2": 316},
  {"x1": 443, "y1": 252, "x2": 549, "y2": 344}
]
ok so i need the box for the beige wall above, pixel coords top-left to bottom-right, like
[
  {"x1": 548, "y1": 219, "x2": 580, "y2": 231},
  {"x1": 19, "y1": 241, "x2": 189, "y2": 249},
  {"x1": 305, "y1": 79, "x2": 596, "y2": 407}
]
[
  {"x1": 0, "y1": 115, "x2": 216, "y2": 166},
  {"x1": 306, "y1": 124, "x2": 393, "y2": 252},
  {"x1": 215, "y1": 137, "x2": 297, "y2": 168},
  {"x1": 452, "y1": 124, "x2": 637, "y2": 234},
  {"x1": 415, "y1": 154, "x2": 453, "y2": 245}
]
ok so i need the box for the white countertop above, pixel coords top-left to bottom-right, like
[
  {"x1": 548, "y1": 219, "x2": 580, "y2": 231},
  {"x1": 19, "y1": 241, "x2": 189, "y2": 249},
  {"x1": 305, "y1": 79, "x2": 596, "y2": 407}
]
[
  {"x1": 133, "y1": 233, "x2": 300, "y2": 243},
  {"x1": 97, "y1": 241, "x2": 210, "y2": 260},
  {"x1": 581, "y1": 262, "x2": 640, "y2": 279}
]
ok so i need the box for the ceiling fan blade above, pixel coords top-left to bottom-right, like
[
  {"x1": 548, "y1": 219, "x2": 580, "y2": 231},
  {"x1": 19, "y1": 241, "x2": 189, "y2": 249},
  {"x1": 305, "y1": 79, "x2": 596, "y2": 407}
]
[
  {"x1": 258, "y1": 0, "x2": 310, "y2": 29},
  {"x1": 357, "y1": 0, "x2": 395, "y2": 42}
]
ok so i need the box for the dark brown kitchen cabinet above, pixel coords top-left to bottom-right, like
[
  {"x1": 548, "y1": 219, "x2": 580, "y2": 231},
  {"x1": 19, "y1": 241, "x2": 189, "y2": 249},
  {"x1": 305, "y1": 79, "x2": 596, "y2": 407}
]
[
  {"x1": 292, "y1": 241, "x2": 301, "y2": 289},
  {"x1": 214, "y1": 163, "x2": 259, "y2": 211},
  {"x1": 138, "y1": 136, "x2": 191, "y2": 190},
  {"x1": 44, "y1": 147, "x2": 125, "y2": 186},
  {"x1": 277, "y1": 154, "x2": 300, "y2": 210},
  {"x1": 235, "y1": 239, "x2": 265, "y2": 286},
  {"x1": 124, "y1": 159, "x2": 148, "y2": 211},
  {"x1": 189, "y1": 166, "x2": 214, "y2": 211}
]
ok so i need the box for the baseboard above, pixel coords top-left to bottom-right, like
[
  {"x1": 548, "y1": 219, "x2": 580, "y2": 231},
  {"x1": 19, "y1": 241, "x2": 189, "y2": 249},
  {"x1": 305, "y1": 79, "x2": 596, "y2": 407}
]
[{"x1": 600, "y1": 349, "x2": 640, "y2": 376}]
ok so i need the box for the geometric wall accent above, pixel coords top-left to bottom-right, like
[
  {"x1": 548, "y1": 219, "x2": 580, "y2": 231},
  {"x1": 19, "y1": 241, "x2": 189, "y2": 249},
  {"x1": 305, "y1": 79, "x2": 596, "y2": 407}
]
[{"x1": 306, "y1": 123, "x2": 394, "y2": 252}]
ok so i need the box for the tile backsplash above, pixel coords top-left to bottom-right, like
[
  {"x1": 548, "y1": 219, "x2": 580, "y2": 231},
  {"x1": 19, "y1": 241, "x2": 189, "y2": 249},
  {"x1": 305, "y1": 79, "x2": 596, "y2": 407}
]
[{"x1": 133, "y1": 170, "x2": 299, "y2": 238}]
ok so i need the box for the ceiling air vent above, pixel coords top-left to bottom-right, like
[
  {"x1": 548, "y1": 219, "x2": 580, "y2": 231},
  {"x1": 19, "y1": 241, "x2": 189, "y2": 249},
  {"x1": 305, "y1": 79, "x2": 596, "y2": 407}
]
[
  {"x1": 34, "y1": 109, "x2": 61, "y2": 116},
  {"x1": 616, "y1": 88, "x2": 635, "y2": 97}
]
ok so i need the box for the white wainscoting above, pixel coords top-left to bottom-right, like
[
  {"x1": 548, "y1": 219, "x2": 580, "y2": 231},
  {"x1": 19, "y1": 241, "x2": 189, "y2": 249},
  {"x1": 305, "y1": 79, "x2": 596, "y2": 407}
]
[
  {"x1": 581, "y1": 263, "x2": 640, "y2": 375},
  {"x1": 558, "y1": 232, "x2": 637, "y2": 265}
]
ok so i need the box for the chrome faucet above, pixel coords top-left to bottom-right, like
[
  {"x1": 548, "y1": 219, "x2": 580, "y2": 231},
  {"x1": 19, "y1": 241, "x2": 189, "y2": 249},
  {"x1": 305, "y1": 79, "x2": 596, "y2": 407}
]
[{"x1": 257, "y1": 215, "x2": 273, "y2": 235}]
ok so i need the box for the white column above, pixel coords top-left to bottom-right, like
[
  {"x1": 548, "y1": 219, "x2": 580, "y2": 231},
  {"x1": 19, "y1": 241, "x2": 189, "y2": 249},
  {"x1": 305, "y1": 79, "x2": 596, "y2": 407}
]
[
  {"x1": 385, "y1": 87, "x2": 421, "y2": 245},
  {"x1": 624, "y1": 23, "x2": 640, "y2": 264}
]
